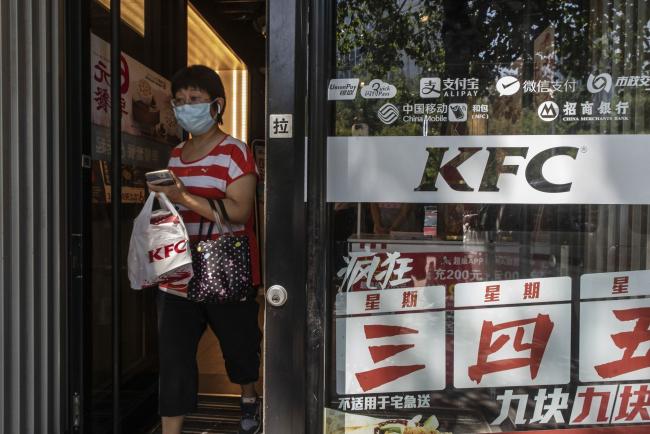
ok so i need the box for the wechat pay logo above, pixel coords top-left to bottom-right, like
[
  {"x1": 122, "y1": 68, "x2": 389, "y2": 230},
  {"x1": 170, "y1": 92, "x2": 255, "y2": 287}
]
[
  {"x1": 587, "y1": 73, "x2": 612, "y2": 94},
  {"x1": 377, "y1": 103, "x2": 399, "y2": 125},
  {"x1": 496, "y1": 76, "x2": 521, "y2": 96}
]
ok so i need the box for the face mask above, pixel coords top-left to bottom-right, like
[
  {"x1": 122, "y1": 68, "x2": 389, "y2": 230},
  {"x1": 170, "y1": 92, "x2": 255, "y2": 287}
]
[{"x1": 173, "y1": 99, "x2": 220, "y2": 135}]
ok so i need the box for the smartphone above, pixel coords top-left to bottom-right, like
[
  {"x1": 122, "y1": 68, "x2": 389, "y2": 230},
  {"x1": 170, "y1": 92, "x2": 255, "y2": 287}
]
[{"x1": 145, "y1": 169, "x2": 175, "y2": 186}]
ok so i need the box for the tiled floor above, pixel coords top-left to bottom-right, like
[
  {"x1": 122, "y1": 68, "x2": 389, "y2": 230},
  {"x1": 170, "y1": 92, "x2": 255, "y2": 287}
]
[{"x1": 147, "y1": 395, "x2": 245, "y2": 434}]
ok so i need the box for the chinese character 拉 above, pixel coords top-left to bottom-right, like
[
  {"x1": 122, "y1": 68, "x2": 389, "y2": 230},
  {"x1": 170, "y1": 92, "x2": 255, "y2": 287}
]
[{"x1": 272, "y1": 117, "x2": 289, "y2": 135}]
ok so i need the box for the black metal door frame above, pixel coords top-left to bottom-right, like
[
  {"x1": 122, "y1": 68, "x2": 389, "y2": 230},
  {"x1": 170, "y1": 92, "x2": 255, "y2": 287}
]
[
  {"x1": 264, "y1": 0, "x2": 308, "y2": 432},
  {"x1": 64, "y1": 0, "x2": 92, "y2": 431},
  {"x1": 64, "y1": 0, "x2": 124, "y2": 432},
  {"x1": 265, "y1": 0, "x2": 334, "y2": 432}
]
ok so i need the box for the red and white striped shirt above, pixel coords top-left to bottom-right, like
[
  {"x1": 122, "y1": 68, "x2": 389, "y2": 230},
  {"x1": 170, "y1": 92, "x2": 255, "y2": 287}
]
[{"x1": 161, "y1": 135, "x2": 261, "y2": 295}]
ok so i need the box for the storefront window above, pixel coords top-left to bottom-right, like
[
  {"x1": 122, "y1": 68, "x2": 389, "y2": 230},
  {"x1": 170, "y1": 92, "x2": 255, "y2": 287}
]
[{"x1": 326, "y1": 1, "x2": 650, "y2": 432}]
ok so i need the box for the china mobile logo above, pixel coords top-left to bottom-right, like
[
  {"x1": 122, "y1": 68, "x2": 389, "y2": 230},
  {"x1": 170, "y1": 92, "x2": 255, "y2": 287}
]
[
  {"x1": 148, "y1": 240, "x2": 187, "y2": 262},
  {"x1": 377, "y1": 103, "x2": 399, "y2": 125},
  {"x1": 414, "y1": 146, "x2": 579, "y2": 193}
]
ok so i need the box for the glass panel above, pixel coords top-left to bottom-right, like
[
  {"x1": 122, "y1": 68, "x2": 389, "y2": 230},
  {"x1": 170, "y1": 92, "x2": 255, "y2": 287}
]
[
  {"x1": 95, "y1": 0, "x2": 146, "y2": 37},
  {"x1": 325, "y1": 1, "x2": 650, "y2": 433}
]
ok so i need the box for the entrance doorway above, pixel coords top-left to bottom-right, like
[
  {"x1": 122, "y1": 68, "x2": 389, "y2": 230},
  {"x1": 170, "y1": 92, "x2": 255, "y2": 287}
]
[{"x1": 67, "y1": 0, "x2": 269, "y2": 432}]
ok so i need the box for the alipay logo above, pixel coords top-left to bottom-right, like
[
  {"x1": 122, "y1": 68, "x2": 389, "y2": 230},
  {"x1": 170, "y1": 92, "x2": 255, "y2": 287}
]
[
  {"x1": 537, "y1": 101, "x2": 559, "y2": 121},
  {"x1": 419, "y1": 78, "x2": 441, "y2": 98},
  {"x1": 378, "y1": 103, "x2": 399, "y2": 125},
  {"x1": 587, "y1": 73, "x2": 612, "y2": 94}
]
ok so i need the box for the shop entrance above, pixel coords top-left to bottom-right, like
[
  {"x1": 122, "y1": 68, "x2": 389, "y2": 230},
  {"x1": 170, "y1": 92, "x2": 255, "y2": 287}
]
[{"x1": 66, "y1": 0, "x2": 273, "y2": 433}]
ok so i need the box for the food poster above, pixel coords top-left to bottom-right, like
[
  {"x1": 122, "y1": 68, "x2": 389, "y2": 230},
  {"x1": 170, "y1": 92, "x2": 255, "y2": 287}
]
[
  {"x1": 90, "y1": 33, "x2": 180, "y2": 203},
  {"x1": 330, "y1": 259, "x2": 650, "y2": 433}
]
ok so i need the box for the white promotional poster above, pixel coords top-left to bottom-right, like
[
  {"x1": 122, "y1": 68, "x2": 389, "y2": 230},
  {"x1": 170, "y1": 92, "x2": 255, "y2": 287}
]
[
  {"x1": 327, "y1": 134, "x2": 650, "y2": 204},
  {"x1": 454, "y1": 303, "x2": 572, "y2": 389},
  {"x1": 336, "y1": 311, "x2": 446, "y2": 395},
  {"x1": 579, "y1": 297, "x2": 650, "y2": 383}
]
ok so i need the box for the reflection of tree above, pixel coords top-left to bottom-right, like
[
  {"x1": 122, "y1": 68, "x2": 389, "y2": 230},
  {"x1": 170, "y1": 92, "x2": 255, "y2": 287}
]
[{"x1": 336, "y1": 0, "x2": 446, "y2": 75}]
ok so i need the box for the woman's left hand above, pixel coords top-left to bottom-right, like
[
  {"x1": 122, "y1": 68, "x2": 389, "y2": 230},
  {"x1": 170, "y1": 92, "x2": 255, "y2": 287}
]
[{"x1": 147, "y1": 171, "x2": 189, "y2": 205}]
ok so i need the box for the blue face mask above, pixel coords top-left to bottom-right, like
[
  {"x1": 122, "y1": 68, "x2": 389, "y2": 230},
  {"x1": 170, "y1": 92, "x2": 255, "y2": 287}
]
[{"x1": 173, "y1": 99, "x2": 220, "y2": 135}]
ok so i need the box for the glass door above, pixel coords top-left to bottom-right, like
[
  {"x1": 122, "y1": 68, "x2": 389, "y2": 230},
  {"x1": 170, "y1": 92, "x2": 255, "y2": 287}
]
[{"x1": 320, "y1": 1, "x2": 650, "y2": 433}]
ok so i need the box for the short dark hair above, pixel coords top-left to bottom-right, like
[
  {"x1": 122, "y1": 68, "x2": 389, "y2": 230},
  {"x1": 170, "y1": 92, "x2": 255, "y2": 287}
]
[{"x1": 171, "y1": 65, "x2": 227, "y2": 124}]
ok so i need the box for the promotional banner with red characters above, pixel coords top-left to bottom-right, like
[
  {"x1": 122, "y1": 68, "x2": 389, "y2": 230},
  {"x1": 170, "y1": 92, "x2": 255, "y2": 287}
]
[
  {"x1": 330, "y1": 260, "x2": 650, "y2": 433},
  {"x1": 90, "y1": 33, "x2": 181, "y2": 203}
]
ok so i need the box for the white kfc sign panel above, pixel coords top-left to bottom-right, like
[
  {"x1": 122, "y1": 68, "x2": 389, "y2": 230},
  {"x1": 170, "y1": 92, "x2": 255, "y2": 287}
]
[
  {"x1": 327, "y1": 134, "x2": 650, "y2": 204},
  {"x1": 336, "y1": 311, "x2": 446, "y2": 395}
]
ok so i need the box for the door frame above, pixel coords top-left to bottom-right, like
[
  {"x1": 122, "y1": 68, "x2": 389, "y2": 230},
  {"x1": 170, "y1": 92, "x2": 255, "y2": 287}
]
[
  {"x1": 264, "y1": 0, "x2": 334, "y2": 432},
  {"x1": 264, "y1": 0, "x2": 308, "y2": 432}
]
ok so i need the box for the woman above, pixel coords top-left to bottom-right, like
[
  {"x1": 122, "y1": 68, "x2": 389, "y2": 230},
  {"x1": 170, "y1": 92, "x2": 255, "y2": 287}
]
[{"x1": 147, "y1": 65, "x2": 262, "y2": 434}]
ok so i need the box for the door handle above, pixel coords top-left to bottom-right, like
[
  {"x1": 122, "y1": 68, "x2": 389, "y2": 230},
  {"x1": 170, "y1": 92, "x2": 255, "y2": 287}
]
[{"x1": 266, "y1": 285, "x2": 288, "y2": 307}]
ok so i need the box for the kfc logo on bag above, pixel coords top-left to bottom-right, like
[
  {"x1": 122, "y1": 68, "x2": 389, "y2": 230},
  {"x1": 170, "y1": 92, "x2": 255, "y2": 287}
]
[{"x1": 148, "y1": 240, "x2": 188, "y2": 263}]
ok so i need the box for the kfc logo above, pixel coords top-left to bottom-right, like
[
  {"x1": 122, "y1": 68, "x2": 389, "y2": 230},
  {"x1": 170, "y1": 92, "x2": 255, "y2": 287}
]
[
  {"x1": 148, "y1": 240, "x2": 187, "y2": 263},
  {"x1": 414, "y1": 146, "x2": 579, "y2": 194}
]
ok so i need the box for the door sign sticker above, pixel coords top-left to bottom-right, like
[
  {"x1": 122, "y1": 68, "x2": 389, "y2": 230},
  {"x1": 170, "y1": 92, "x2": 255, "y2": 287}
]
[
  {"x1": 360, "y1": 79, "x2": 397, "y2": 99},
  {"x1": 328, "y1": 78, "x2": 360, "y2": 100}
]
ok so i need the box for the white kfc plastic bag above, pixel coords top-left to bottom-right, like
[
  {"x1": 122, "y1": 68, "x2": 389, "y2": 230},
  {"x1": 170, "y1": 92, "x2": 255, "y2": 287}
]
[{"x1": 128, "y1": 192, "x2": 193, "y2": 289}]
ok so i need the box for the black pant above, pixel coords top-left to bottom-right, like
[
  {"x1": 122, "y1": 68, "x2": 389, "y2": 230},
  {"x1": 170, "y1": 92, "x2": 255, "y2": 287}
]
[{"x1": 156, "y1": 291, "x2": 262, "y2": 416}]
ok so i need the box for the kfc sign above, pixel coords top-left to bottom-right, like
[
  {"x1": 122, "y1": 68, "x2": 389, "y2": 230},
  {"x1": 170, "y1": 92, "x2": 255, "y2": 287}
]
[
  {"x1": 327, "y1": 134, "x2": 650, "y2": 204},
  {"x1": 414, "y1": 146, "x2": 578, "y2": 193}
]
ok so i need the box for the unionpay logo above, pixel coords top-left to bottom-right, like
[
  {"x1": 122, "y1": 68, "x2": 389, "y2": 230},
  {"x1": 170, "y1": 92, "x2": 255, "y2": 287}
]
[
  {"x1": 587, "y1": 73, "x2": 612, "y2": 94},
  {"x1": 378, "y1": 103, "x2": 399, "y2": 125},
  {"x1": 496, "y1": 76, "x2": 521, "y2": 96},
  {"x1": 537, "y1": 101, "x2": 559, "y2": 121}
]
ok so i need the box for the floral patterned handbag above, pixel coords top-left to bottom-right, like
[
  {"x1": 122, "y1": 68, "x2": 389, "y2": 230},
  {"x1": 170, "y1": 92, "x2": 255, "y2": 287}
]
[{"x1": 187, "y1": 199, "x2": 252, "y2": 303}]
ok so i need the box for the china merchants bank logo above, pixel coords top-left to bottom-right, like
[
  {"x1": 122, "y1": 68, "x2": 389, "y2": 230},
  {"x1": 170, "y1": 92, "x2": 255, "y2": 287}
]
[
  {"x1": 378, "y1": 103, "x2": 399, "y2": 125},
  {"x1": 587, "y1": 72, "x2": 612, "y2": 94},
  {"x1": 537, "y1": 101, "x2": 559, "y2": 121}
]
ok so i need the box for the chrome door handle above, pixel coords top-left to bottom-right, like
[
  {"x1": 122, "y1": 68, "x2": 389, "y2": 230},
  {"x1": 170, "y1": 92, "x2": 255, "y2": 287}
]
[{"x1": 266, "y1": 285, "x2": 288, "y2": 307}]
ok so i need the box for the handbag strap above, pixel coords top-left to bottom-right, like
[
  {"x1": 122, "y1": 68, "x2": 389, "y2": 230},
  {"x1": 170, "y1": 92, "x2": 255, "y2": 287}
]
[
  {"x1": 210, "y1": 198, "x2": 235, "y2": 235},
  {"x1": 197, "y1": 211, "x2": 216, "y2": 241}
]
